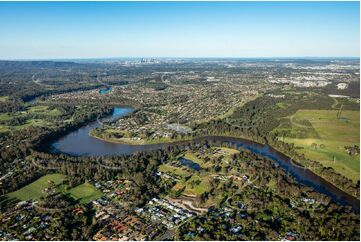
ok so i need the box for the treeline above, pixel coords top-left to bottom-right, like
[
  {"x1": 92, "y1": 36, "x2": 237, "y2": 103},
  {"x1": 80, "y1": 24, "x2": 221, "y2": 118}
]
[
  {"x1": 29, "y1": 146, "x2": 185, "y2": 206},
  {"x1": 0, "y1": 103, "x2": 114, "y2": 195},
  {"x1": 192, "y1": 93, "x2": 360, "y2": 197},
  {"x1": 20, "y1": 84, "x2": 104, "y2": 102},
  {"x1": 178, "y1": 143, "x2": 359, "y2": 241}
]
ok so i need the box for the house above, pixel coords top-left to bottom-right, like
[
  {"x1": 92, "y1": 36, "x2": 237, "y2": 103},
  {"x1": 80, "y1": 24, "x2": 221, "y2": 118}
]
[
  {"x1": 282, "y1": 231, "x2": 297, "y2": 241},
  {"x1": 337, "y1": 83, "x2": 348, "y2": 90},
  {"x1": 73, "y1": 207, "x2": 84, "y2": 215},
  {"x1": 230, "y1": 225, "x2": 242, "y2": 234}
]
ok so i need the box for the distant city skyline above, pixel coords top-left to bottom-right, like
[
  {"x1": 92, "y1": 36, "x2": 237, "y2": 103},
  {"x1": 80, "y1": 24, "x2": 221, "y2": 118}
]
[{"x1": 0, "y1": 1, "x2": 359, "y2": 59}]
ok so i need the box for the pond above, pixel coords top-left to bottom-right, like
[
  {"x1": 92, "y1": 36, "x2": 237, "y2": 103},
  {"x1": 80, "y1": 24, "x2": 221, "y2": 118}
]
[{"x1": 178, "y1": 158, "x2": 201, "y2": 171}]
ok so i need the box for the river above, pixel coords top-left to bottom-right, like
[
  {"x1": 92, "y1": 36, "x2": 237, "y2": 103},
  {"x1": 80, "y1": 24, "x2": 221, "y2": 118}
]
[{"x1": 50, "y1": 107, "x2": 360, "y2": 211}]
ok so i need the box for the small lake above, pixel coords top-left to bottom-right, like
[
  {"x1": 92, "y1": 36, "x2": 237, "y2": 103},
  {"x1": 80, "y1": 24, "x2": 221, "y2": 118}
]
[
  {"x1": 50, "y1": 107, "x2": 360, "y2": 211},
  {"x1": 179, "y1": 158, "x2": 201, "y2": 171}
]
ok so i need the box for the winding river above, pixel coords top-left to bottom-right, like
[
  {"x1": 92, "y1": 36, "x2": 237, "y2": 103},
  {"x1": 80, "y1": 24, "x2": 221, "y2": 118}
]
[{"x1": 51, "y1": 107, "x2": 360, "y2": 211}]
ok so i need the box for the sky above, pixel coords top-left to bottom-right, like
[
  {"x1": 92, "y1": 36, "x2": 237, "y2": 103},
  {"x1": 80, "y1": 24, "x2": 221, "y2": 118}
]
[{"x1": 0, "y1": 1, "x2": 359, "y2": 59}]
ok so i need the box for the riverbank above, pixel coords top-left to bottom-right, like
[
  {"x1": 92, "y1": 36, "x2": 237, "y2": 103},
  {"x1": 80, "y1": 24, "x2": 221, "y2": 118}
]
[
  {"x1": 47, "y1": 107, "x2": 360, "y2": 210},
  {"x1": 89, "y1": 116, "x2": 359, "y2": 199},
  {"x1": 89, "y1": 127, "x2": 265, "y2": 146},
  {"x1": 89, "y1": 131, "x2": 194, "y2": 145},
  {"x1": 78, "y1": 122, "x2": 361, "y2": 200}
]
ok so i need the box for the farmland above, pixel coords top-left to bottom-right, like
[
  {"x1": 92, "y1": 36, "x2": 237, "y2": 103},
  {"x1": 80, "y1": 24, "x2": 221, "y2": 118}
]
[{"x1": 280, "y1": 109, "x2": 360, "y2": 181}]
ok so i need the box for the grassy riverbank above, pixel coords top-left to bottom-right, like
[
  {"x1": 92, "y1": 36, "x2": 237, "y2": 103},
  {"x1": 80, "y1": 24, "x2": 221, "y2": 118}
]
[{"x1": 275, "y1": 109, "x2": 360, "y2": 182}]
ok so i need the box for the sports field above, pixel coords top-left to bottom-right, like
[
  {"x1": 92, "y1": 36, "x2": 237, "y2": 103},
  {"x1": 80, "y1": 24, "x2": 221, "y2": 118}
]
[
  {"x1": 68, "y1": 183, "x2": 103, "y2": 204},
  {"x1": 282, "y1": 109, "x2": 359, "y2": 182}
]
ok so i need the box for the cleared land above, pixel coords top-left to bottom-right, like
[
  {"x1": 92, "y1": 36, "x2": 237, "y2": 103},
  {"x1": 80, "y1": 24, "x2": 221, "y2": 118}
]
[
  {"x1": 158, "y1": 164, "x2": 191, "y2": 177},
  {"x1": 165, "y1": 147, "x2": 243, "y2": 208},
  {"x1": 0, "y1": 95, "x2": 8, "y2": 102},
  {"x1": 0, "y1": 104, "x2": 62, "y2": 133},
  {"x1": 28, "y1": 105, "x2": 62, "y2": 116},
  {"x1": 7, "y1": 174, "x2": 65, "y2": 201},
  {"x1": 281, "y1": 109, "x2": 360, "y2": 182},
  {"x1": 2, "y1": 174, "x2": 102, "y2": 205},
  {"x1": 68, "y1": 183, "x2": 103, "y2": 204}
]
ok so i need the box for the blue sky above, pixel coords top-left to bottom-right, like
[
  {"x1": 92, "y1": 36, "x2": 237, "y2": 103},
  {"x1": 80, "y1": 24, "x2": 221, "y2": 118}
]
[{"x1": 0, "y1": 1, "x2": 359, "y2": 59}]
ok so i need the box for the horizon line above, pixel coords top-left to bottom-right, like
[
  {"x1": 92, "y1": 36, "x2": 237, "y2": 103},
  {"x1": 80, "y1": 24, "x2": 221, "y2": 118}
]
[{"x1": 0, "y1": 56, "x2": 360, "y2": 61}]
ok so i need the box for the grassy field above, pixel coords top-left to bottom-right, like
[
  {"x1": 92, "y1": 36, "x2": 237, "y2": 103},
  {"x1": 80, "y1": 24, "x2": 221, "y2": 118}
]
[
  {"x1": 171, "y1": 174, "x2": 211, "y2": 197},
  {"x1": 3, "y1": 174, "x2": 102, "y2": 205},
  {"x1": 183, "y1": 175, "x2": 211, "y2": 196},
  {"x1": 158, "y1": 164, "x2": 191, "y2": 178},
  {"x1": 7, "y1": 174, "x2": 65, "y2": 201},
  {"x1": 169, "y1": 148, "x2": 240, "y2": 197},
  {"x1": 68, "y1": 183, "x2": 103, "y2": 204},
  {"x1": 0, "y1": 96, "x2": 9, "y2": 102},
  {"x1": 0, "y1": 105, "x2": 62, "y2": 133},
  {"x1": 183, "y1": 152, "x2": 205, "y2": 166},
  {"x1": 0, "y1": 112, "x2": 25, "y2": 121},
  {"x1": 281, "y1": 109, "x2": 360, "y2": 182},
  {"x1": 215, "y1": 147, "x2": 240, "y2": 155},
  {"x1": 28, "y1": 105, "x2": 62, "y2": 116},
  {"x1": 13, "y1": 119, "x2": 52, "y2": 130},
  {"x1": 184, "y1": 147, "x2": 239, "y2": 169}
]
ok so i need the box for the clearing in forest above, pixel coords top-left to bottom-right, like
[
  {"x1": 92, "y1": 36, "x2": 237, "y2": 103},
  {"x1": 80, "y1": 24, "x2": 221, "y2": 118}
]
[
  {"x1": 282, "y1": 109, "x2": 359, "y2": 182},
  {"x1": 6, "y1": 174, "x2": 65, "y2": 201}
]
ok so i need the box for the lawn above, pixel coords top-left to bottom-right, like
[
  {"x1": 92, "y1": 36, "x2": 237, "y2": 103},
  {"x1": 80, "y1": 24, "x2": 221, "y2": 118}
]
[
  {"x1": 281, "y1": 109, "x2": 360, "y2": 182},
  {"x1": 183, "y1": 152, "x2": 203, "y2": 165},
  {"x1": 68, "y1": 183, "x2": 103, "y2": 204},
  {"x1": 158, "y1": 164, "x2": 191, "y2": 178},
  {"x1": 276, "y1": 102, "x2": 289, "y2": 109},
  {"x1": 215, "y1": 147, "x2": 240, "y2": 156},
  {"x1": 27, "y1": 105, "x2": 62, "y2": 116},
  {"x1": 3, "y1": 174, "x2": 102, "y2": 205},
  {"x1": 0, "y1": 105, "x2": 62, "y2": 133},
  {"x1": 0, "y1": 126, "x2": 10, "y2": 133},
  {"x1": 0, "y1": 112, "x2": 26, "y2": 121},
  {"x1": 0, "y1": 96, "x2": 8, "y2": 102},
  {"x1": 183, "y1": 148, "x2": 239, "y2": 169},
  {"x1": 12, "y1": 119, "x2": 51, "y2": 130},
  {"x1": 7, "y1": 174, "x2": 65, "y2": 201},
  {"x1": 184, "y1": 175, "x2": 211, "y2": 195},
  {"x1": 171, "y1": 174, "x2": 211, "y2": 197}
]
